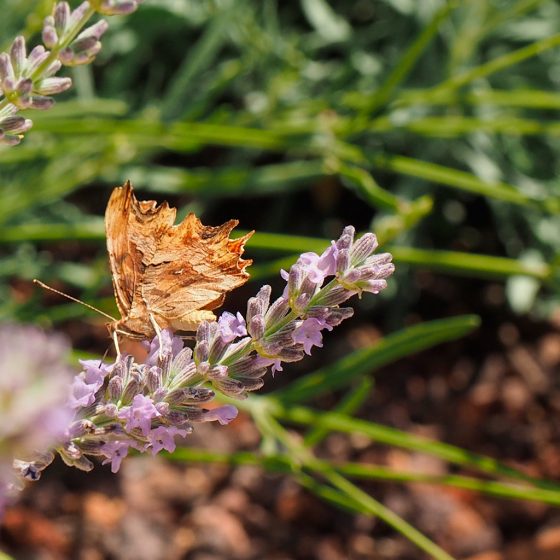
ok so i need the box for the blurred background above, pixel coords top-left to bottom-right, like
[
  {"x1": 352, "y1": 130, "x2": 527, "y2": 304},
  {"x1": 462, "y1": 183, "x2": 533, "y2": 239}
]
[{"x1": 1, "y1": 0, "x2": 560, "y2": 558}]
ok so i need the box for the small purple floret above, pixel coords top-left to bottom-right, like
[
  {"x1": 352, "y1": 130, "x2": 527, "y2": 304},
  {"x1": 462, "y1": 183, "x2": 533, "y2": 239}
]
[
  {"x1": 118, "y1": 394, "x2": 160, "y2": 436},
  {"x1": 202, "y1": 405, "x2": 238, "y2": 425},
  {"x1": 218, "y1": 311, "x2": 247, "y2": 343},
  {"x1": 293, "y1": 317, "x2": 332, "y2": 355},
  {"x1": 148, "y1": 426, "x2": 188, "y2": 455},
  {"x1": 101, "y1": 441, "x2": 130, "y2": 473}
]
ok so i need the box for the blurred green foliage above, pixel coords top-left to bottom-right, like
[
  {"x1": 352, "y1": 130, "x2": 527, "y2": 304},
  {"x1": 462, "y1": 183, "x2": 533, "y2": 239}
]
[
  {"x1": 2, "y1": 1, "x2": 560, "y2": 556},
  {"x1": 1, "y1": 0, "x2": 560, "y2": 329}
]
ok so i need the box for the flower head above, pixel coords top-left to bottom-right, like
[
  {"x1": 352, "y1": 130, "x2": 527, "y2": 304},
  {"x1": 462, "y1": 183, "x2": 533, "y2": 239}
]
[
  {"x1": 0, "y1": 324, "x2": 74, "y2": 508},
  {"x1": 51, "y1": 226, "x2": 393, "y2": 478},
  {"x1": 0, "y1": 1, "x2": 141, "y2": 145}
]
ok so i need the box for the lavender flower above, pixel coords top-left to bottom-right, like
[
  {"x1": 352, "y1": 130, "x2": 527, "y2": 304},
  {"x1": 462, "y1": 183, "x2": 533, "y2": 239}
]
[
  {"x1": 57, "y1": 227, "x2": 394, "y2": 475},
  {"x1": 0, "y1": 1, "x2": 141, "y2": 145},
  {"x1": 0, "y1": 324, "x2": 74, "y2": 512}
]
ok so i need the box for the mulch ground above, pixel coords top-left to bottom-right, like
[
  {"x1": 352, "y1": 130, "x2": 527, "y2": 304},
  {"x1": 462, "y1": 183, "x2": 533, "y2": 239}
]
[{"x1": 2, "y1": 273, "x2": 560, "y2": 560}]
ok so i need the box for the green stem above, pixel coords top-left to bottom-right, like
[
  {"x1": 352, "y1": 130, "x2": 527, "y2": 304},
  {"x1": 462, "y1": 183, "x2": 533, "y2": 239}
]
[
  {"x1": 364, "y1": 0, "x2": 459, "y2": 114},
  {"x1": 419, "y1": 33, "x2": 560, "y2": 101},
  {"x1": 252, "y1": 408, "x2": 456, "y2": 560},
  {"x1": 244, "y1": 398, "x2": 560, "y2": 490},
  {"x1": 169, "y1": 448, "x2": 560, "y2": 507}
]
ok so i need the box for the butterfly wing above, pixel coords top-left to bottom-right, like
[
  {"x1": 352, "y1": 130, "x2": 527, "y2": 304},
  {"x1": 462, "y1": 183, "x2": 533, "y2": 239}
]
[
  {"x1": 105, "y1": 182, "x2": 251, "y2": 337},
  {"x1": 105, "y1": 181, "x2": 178, "y2": 336},
  {"x1": 105, "y1": 181, "x2": 138, "y2": 320},
  {"x1": 140, "y1": 213, "x2": 253, "y2": 332}
]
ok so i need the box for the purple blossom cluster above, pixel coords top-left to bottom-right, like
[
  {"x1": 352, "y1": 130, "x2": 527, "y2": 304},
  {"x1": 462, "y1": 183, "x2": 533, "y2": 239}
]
[
  {"x1": 0, "y1": 0, "x2": 140, "y2": 145},
  {"x1": 53, "y1": 226, "x2": 394, "y2": 474},
  {"x1": 0, "y1": 325, "x2": 74, "y2": 512}
]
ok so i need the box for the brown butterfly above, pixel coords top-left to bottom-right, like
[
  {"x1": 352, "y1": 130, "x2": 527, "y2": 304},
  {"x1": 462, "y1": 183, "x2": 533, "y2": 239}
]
[{"x1": 105, "y1": 181, "x2": 253, "y2": 340}]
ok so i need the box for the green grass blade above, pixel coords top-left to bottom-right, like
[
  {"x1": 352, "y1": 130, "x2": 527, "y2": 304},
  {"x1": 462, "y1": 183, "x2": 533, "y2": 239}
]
[
  {"x1": 338, "y1": 163, "x2": 402, "y2": 211},
  {"x1": 390, "y1": 246, "x2": 551, "y2": 280},
  {"x1": 332, "y1": 463, "x2": 560, "y2": 506},
  {"x1": 274, "y1": 315, "x2": 480, "y2": 404},
  {"x1": 161, "y1": 4, "x2": 237, "y2": 120},
  {"x1": 169, "y1": 447, "x2": 560, "y2": 506},
  {"x1": 0, "y1": 220, "x2": 105, "y2": 243},
  {"x1": 304, "y1": 377, "x2": 373, "y2": 447},
  {"x1": 267, "y1": 402, "x2": 560, "y2": 490},
  {"x1": 373, "y1": 154, "x2": 539, "y2": 208},
  {"x1": 426, "y1": 33, "x2": 560, "y2": 98},
  {"x1": 397, "y1": 88, "x2": 560, "y2": 109},
  {"x1": 369, "y1": 114, "x2": 560, "y2": 138},
  {"x1": 253, "y1": 406, "x2": 456, "y2": 560},
  {"x1": 117, "y1": 160, "x2": 325, "y2": 197},
  {"x1": 299, "y1": 470, "x2": 456, "y2": 560},
  {"x1": 364, "y1": 0, "x2": 458, "y2": 114}
]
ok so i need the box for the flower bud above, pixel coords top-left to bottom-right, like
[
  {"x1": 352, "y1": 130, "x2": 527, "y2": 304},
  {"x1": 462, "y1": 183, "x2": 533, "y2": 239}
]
[
  {"x1": 35, "y1": 77, "x2": 72, "y2": 95},
  {"x1": 0, "y1": 53, "x2": 14, "y2": 82},
  {"x1": 165, "y1": 410, "x2": 193, "y2": 428},
  {"x1": 107, "y1": 375, "x2": 123, "y2": 400},
  {"x1": 0, "y1": 116, "x2": 32, "y2": 134},
  {"x1": 94, "y1": 0, "x2": 140, "y2": 16},
  {"x1": 194, "y1": 340, "x2": 209, "y2": 363},
  {"x1": 147, "y1": 366, "x2": 162, "y2": 392},
  {"x1": 350, "y1": 233, "x2": 378, "y2": 265},
  {"x1": 68, "y1": 2, "x2": 93, "y2": 35},
  {"x1": 337, "y1": 226, "x2": 355, "y2": 249},
  {"x1": 336, "y1": 248, "x2": 350, "y2": 274},
  {"x1": 54, "y1": 3, "x2": 70, "y2": 35},
  {"x1": 287, "y1": 264, "x2": 304, "y2": 298},
  {"x1": 121, "y1": 378, "x2": 140, "y2": 404},
  {"x1": 42, "y1": 21, "x2": 59, "y2": 48},
  {"x1": 24, "y1": 46, "x2": 49, "y2": 77},
  {"x1": 207, "y1": 365, "x2": 228, "y2": 380},
  {"x1": 248, "y1": 314, "x2": 265, "y2": 340},
  {"x1": 78, "y1": 20, "x2": 109, "y2": 41},
  {"x1": 264, "y1": 296, "x2": 289, "y2": 326},
  {"x1": 10, "y1": 37, "x2": 26, "y2": 77},
  {"x1": 214, "y1": 378, "x2": 246, "y2": 398}
]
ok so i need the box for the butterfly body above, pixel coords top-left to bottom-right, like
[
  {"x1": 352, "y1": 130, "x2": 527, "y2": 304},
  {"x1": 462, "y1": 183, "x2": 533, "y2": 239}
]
[{"x1": 105, "y1": 181, "x2": 252, "y2": 339}]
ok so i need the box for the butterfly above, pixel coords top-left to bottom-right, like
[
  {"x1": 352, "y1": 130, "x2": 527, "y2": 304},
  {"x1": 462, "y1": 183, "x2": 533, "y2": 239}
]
[{"x1": 105, "y1": 181, "x2": 253, "y2": 340}]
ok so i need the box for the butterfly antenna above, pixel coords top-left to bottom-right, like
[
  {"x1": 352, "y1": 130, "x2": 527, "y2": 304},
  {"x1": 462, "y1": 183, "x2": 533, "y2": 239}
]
[{"x1": 33, "y1": 279, "x2": 118, "y2": 322}]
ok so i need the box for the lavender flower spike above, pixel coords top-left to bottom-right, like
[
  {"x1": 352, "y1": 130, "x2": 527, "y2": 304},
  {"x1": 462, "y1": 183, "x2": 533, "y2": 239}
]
[
  {"x1": 44, "y1": 226, "x2": 393, "y2": 479},
  {"x1": 0, "y1": 0, "x2": 141, "y2": 145}
]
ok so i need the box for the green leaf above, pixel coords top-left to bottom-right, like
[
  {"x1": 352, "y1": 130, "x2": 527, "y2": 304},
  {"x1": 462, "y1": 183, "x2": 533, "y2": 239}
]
[
  {"x1": 422, "y1": 33, "x2": 560, "y2": 98},
  {"x1": 373, "y1": 154, "x2": 540, "y2": 208},
  {"x1": 390, "y1": 246, "x2": 551, "y2": 280},
  {"x1": 274, "y1": 315, "x2": 480, "y2": 403},
  {"x1": 266, "y1": 402, "x2": 560, "y2": 490},
  {"x1": 161, "y1": 3, "x2": 238, "y2": 120}
]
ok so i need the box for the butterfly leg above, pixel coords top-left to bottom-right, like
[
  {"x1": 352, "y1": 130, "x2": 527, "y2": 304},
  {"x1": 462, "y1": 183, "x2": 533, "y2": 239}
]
[
  {"x1": 149, "y1": 313, "x2": 165, "y2": 360},
  {"x1": 112, "y1": 329, "x2": 122, "y2": 358}
]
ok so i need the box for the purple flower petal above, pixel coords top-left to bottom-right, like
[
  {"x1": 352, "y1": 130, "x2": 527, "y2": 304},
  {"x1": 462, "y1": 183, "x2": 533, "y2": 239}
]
[
  {"x1": 118, "y1": 394, "x2": 160, "y2": 436},
  {"x1": 202, "y1": 405, "x2": 238, "y2": 425},
  {"x1": 292, "y1": 317, "x2": 330, "y2": 355},
  {"x1": 68, "y1": 376, "x2": 97, "y2": 409},
  {"x1": 101, "y1": 440, "x2": 130, "y2": 473},
  {"x1": 147, "y1": 426, "x2": 189, "y2": 455},
  {"x1": 218, "y1": 311, "x2": 247, "y2": 343}
]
